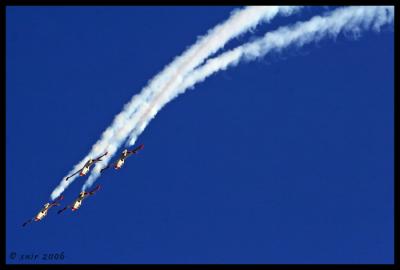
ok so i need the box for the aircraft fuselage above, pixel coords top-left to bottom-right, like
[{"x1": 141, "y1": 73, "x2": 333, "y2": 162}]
[
  {"x1": 115, "y1": 159, "x2": 125, "y2": 169},
  {"x1": 80, "y1": 166, "x2": 90, "y2": 176},
  {"x1": 72, "y1": 199, "x2": 83, "y2": 211},
  {"x1": 35, "y1": 209, "x2": 48, "y2": 221}
]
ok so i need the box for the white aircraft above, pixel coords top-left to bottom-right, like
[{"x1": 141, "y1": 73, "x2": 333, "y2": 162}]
[
  {"x1": 22, "y1": 195, "x2": 64, "y2": 227},
  {"x1": 65, "y1": 152, "x2": 108, "y2": 181},
  {"x1": 100, "y1": 144, "x2": 144, "y2": 173},
  {"x1": 57, "y1": 185, "x2": 101, "y2": 214}
]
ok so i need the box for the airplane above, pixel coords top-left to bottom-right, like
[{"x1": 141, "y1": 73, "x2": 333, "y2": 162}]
[
  {"x1": 22, "y1": 195, "x2": 64, "y2": 227},
  {"x1": 65, "y1": 152, "x2": 108, "y2": 181},
  {"x1": 100, "y1": 144, "x2": 144, "y2": 173},
  {"x1": 57, "y1": 185, "x2": 101, "y2": 214}
]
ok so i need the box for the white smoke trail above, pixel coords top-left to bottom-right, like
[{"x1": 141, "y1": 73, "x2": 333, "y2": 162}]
[
  {"x1": 82, "y1": 5, "x2": 393, "y2": 191},
  {"x1": 123, "y1": 6, "x2": 393, "y2": 154},
  {"x1": 146, "y1": 5, "x2": 395, "y2": 112},
  {"x1": 51, "y1": 6, "x2": 302, "y2": 199}
]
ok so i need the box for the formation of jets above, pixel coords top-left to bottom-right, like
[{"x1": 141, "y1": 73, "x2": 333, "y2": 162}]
[{"x1": 22, "y1": 144, "x2": 144, "y2": 227}]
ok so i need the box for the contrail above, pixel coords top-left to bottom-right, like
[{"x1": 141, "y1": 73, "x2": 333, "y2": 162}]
[
  {"x1": 84, "y1": 5, "x2": 394, "y2": 190},
  {"x1": 123, "y1": 5, "x2": 394, "y2": 159},
  {"x1": 173, "y1": 5, "x2": 395, "y2": 93},
  {"x1": 136, "y1": 5, "x2": 394, "y2": 122},
  {"x1": 51, "y1": 6, "x2": 301, "y2": 199}
]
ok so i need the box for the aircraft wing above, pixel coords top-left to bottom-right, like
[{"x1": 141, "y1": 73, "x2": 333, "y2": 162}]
[
  {"x1": 54, "y1": 195, "x2": 64, "y2": 202},
  {"x1": 49, "y1": 202, "x2": 60, "y2": 209},
  {"x1": 100, "y1": 164, "x2": 112, "y2": 173},
  {"x1": 88, "y1": 185, "x2": 101, "y2": 195},
  {"x1": 127, "y1": 144, "x2": 144, "y2": 156},
  {"x1": 48, "y1": 195, "x2": 63, "y2": 208},
  {"x1": 94, "y1": 152, "x2": 108, "y2": 162},
  {"x1": 65, "y1": 168, "x2": 82, "y2": 181},
  {"x1": 22, "y1": 219, "x2": 33, "y2": 227},
  {"x1": 57, "y1": 206, "x2": 69, "y2": 215}
]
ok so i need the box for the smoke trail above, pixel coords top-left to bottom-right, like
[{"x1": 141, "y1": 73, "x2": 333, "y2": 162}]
[
  {"x1": 173, "y1": 5, "x2": 395, "y2": 93},
  {"x1": 123, "y1": 6, "x2": 393, "y2": 151},
  {"x1": 153, "y1": 5, "x2": 395, "y2": 112},
  {"x1": 51, "y1": 6, "x2": 302, "y2": 199},
  {"x1": 83, "y1": 5, "x2": 393, "y2": 191}
]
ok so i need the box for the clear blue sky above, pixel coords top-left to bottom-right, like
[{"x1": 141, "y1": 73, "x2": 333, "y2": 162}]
[{"x1": 6, "y1": 6, "x2": 394, "y2": 264}]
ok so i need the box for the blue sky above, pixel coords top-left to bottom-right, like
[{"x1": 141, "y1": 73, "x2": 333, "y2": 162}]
[{"x1": 6, "y1": 6, "x2": 394, "y2": 264}]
